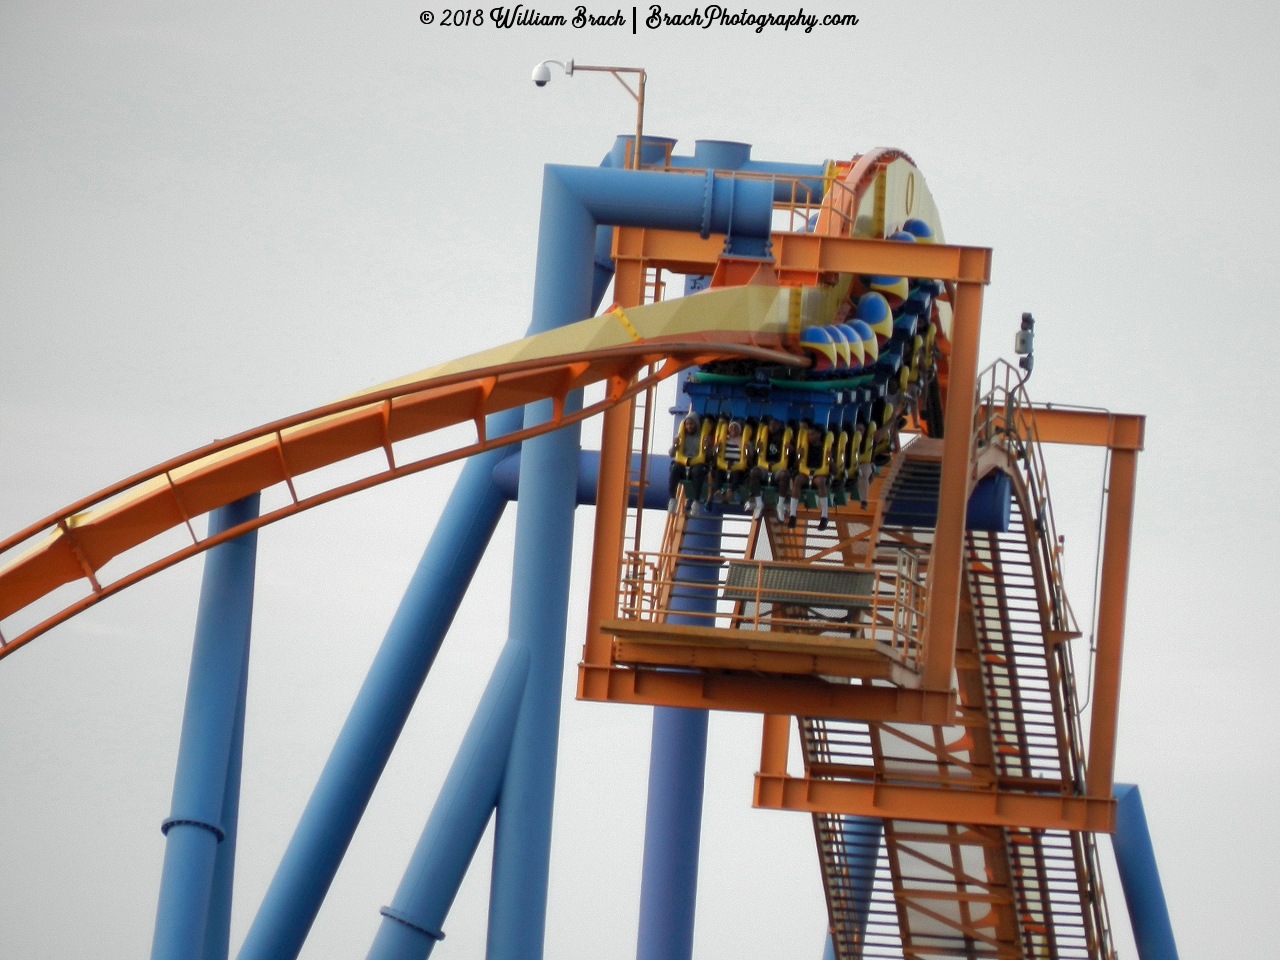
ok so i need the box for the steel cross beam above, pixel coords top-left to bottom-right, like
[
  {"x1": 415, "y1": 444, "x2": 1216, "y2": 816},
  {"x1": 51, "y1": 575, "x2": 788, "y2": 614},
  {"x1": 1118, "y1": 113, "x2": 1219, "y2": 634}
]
[
  {"x1": 609, "y1": 227, "x2": 993, "y2": 286},
  {"x1": 753, "y1": 715, "x2": 1117, "y2": 832}
]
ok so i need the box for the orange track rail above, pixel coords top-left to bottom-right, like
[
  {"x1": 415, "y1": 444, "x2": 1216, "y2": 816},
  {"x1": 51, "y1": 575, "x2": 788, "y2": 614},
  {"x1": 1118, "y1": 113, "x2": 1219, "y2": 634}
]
[{"x1": 0, "y1": 335, "x2": 802, "y2": 661}]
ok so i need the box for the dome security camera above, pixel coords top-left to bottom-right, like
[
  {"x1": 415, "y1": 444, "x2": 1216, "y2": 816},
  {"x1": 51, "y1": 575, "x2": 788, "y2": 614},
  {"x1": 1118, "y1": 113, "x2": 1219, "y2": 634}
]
[{"x1": 531, "y1": 60, "x2": 572, "y2": 87}]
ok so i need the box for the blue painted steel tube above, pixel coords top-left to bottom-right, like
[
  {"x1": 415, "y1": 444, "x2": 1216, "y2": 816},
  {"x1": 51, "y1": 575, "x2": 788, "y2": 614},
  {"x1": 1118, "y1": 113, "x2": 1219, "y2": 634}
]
[
  {"x1": 486, "y1": 403, "x2": 583, "y2": 960},
  {"x1": 591, "y1": 138, "x2": 826, "y2": 304},
  {"x1": 668, "y1": 139, "x2": 829, "y2": 203},
  {"x1": 1112, "y1": 784, "x2": 1179, "y2": 960},
  {"x1": 846, "y1": 815, "x2": 883, "y2": 954},
  {"x1": 356, "y1": 153, "x2": 792, "y2": 960},
  {"x1": 203, "y1": 642, "x2": 250, "y2": 960},
  {"x1": 480, "y1": 164, "x2": 605, "y2": 960},
  {"x1": 635, "y1": 514, "x2": 723, "y2": 960},
  {"x1": 544, "y1": 164, "x2": 774, "y2": 257},
  {"x1": 237, "y1": 407, "x2": 524, "y2": 960},
  {"x1": 492, "y1": 449, "x2": 670, "y2": 510},
  {"x1": 820, "y1": 816, "x2": 882, "y2": 960},
  {"x1": 482, "y1": 157, "x2": 779, "y2": 960},
  {"x1": 365, "y1": 642, "x2": 530, "y2": 958},
  {"x1": 153, "y1": 495, "x2": 260, "y2": 960}
]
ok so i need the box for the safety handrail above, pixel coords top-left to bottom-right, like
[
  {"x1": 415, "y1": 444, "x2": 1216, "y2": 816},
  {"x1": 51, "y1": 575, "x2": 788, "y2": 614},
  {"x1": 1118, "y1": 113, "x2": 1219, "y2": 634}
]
[
  {"x1": 617, "y1": 548, "x2": 925, "y2": 666},
  {"x1": 973, "y1": 360, "x2": 1077, "y2": 635}
]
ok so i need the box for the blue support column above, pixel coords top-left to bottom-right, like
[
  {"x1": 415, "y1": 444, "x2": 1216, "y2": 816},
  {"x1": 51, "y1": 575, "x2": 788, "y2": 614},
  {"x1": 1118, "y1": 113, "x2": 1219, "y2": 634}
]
[
  {"x1": 202, "y1": 641, "x2": 250, "y2": 960},
  {"x1": 366, "y1": 643, "x2": 530, "y2": 958},
  {"x1": 1112, "y1": 784, "x2": 1179, "y2": 960},
  {"x1": 636, "y1": 514, "x2": 723, "y2": 960},
  {"x1": 352, "y1": 144, "x2": 784, "y2": 960},
  {"x1": 848, "y1": 815, "x2": 883, "y2": 957},
  {"x1": 153, "y1": 495, "x2": 260, "y2": 960},
  {"x1": 484, "y1": 148, "x2": 777, "y2": 960},
  {"x1": 237, "y1": 408, "x2": 524, "y2": 960},
  {"x1": 820, "y1": 815, "x2": 882, "y2": 960},
  {"x1": 485, "y1": 403, "x2": 583, "y2": 960}
]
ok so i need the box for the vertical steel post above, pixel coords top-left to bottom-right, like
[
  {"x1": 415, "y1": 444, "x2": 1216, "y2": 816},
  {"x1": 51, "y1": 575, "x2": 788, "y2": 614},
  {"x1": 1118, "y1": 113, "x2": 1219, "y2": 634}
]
[
  {"x1": 153, "y1": 495, "x2": 259, "y2": 960},
  {"x1": 238, "y1": 409, "x2": 523, "y2": 960},
  {"x1": 580, "y1": 224, "x2": 649, "y2": 701},
  {"x1": 635, "y1": 514, "x2": 722, "y2": 960},
  {"x1": 1085, "y1": 449, "x2": 1138, "y2": 800},
  {"x1": 819, "y1": 817, "x2": 882, "y2": 959},
  {"x1": 1112, "y1": 784, "x2": 1179, "y2": 960},
  {"x1": 202, "y1": 643, "x2": 249, "y2": 960},
  {"x1": 485, "y1": 405, "x2": 583, "y2": 960},
  {"x1": 484, "y1": 162, "x2": 596, "y2": 960},
  {"x1": 844, "y1": 815, "x2": 883, "y2": 954},
  {"x1": 365, "y1": 643, "x2": 530, "y2": 959},
  {"x1": 921, "y1": 279, "x2": 984, "y2": 692},
  {"x1": 353, "y1": 158, "x2": 778, "y2": 960}
]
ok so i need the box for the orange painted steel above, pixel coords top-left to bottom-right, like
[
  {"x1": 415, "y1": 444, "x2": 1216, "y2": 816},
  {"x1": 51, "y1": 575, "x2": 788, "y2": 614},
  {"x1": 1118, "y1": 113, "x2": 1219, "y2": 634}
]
[
  {"x1": 582, "y1": 401, "x2": 634, "y2": 677},
  {"x1": 612, "y1": 227, "x2": 993, "y2": 285},
  {"x1": 580, "y1": 268, "x2": 646, "y2": 693},
  {"x1": 750, "y1": 375, "x2": 1144, "y2": 848},
  {"x1": 1020, "y1": 407, "x2": 1145, "y2": 451},
  {"x1": 920, "y1": 279, "x2": 984, "y2": 693},
  {"x1": 576, "y1": 662, "x2": 964, "y2": 725},
  {"x1": 755, "y1": 664, "x2": 1119, "y2": 831},
  {"x1": 0, "y1": 143, "x2": 1149, "y2": 960},
  {"x1": 902, "y1": 406, "x2": 1145, "y2": 452},
  {"x1": 0, "y1": 338, "x2": 801, "y2": 661},
  {"x1": 609, "y1": 638, "x2": 897, "y2": 682},
  {"x1": 811, "y1": 147, "x2": 915, "y2": 238},
  {"x1": 610, "y1": 550, "x2": 926, "y2": 667},
  {"x1": 1085, "y1": 448, "x2": 1139, "y2": 802},
  {"x1": 754, "y1": 773, "x2": 1116, "y2": 833}
]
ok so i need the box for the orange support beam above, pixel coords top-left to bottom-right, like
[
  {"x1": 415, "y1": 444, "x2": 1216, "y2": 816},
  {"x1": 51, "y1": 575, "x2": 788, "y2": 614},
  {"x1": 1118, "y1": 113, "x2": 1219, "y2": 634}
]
[
  {"x1": 612, "y1": 227, "x2": 993, "y2": 284},
  {"x1": 752, "y1": 774, "x2": 1117, "y2": 833},
  {"x1": 1023, "y1": 407, "x2": 1145, "y2": 451},
  {"x1": 920, "y1": 279, "x2": 984, "y2": 691},
  {"x1": 577, "y1": 663, "x2": 963, "y2": 725},
  {"x1": 580, "y1": 270, "x2": 644, "y2": 701},
  {"x1": 1084, "y1": 448, "x2": 1139, "y2": 801},
  {"x1": 581, "y1": 401, "x2": 633, "y2": 697},
  {"x1": 759, "y1": 714, "x2": 790, "y2": 778}
]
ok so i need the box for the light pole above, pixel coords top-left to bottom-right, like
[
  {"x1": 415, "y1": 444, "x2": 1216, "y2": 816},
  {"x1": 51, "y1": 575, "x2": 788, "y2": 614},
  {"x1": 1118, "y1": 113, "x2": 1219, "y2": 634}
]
[{"x1": 531, "y1": 59, "x2": 648, "y2": 169}]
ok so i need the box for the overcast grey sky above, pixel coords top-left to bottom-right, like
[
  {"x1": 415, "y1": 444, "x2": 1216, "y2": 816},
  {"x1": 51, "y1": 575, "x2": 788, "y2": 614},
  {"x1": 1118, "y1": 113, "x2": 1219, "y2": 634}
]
[{"x1": 2, "y1": 2, "x2": 1277, "y2": 958}]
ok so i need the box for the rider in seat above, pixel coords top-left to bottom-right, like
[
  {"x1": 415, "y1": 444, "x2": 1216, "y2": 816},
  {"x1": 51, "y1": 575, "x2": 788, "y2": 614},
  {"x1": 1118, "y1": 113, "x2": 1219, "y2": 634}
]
[
  {"x1": 748, "y1": 417, "x2": 792, "y2": 522},
  {"x1": 710, "y1": 418, "x2": 752, "y2": 505},
  {"x1": 668, "y1": 412, "x2": 712, "y2": 514},
  {"x1": 793, "y1": 422, "x2": 834, "y2": 530}
]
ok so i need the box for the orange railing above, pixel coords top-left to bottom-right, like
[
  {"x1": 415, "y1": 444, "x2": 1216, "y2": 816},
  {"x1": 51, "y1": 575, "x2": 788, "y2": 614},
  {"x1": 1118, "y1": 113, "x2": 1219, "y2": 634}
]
[
  {"x1": 974, "y1": 360, "x2": 1079, "y2": 636},
  {"x1": 617, "y1": 548, "x2": 926, "y2": 666}
]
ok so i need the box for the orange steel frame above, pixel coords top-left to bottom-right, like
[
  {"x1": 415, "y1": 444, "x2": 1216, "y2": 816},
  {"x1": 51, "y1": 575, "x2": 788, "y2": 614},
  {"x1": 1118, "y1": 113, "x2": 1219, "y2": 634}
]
[
  {"x1": 580, "y1": 227, "x2": 1144, "y2": 834},
  {"x1": 581, "y1": 230, "x2": 992, "y2": 728},
  {"x1": 752, "y1": 410, "x2": 1143, "y2": 832}
]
